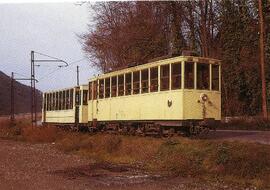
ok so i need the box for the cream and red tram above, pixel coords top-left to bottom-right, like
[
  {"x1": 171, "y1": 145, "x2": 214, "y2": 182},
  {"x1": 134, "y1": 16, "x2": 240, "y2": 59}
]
[{"x1": 42, "y1": 56, "x2": 221, "y2": 136}]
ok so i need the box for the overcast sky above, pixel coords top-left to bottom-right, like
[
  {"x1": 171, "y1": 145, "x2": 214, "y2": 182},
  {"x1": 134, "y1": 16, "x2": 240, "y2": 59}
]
[{"x1": 0, "y1": 2, "x2": 98, "y2": 92}]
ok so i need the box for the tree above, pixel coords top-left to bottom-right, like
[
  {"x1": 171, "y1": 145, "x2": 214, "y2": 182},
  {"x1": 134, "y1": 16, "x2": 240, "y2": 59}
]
[{"x1": 82, "y1": 0, "x2": 267, "y2": 116}]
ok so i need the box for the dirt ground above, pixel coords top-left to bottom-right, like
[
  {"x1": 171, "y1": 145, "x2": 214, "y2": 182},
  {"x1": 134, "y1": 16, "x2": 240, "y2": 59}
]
[{"x1": 0, "y1": 130, "x2": 268, "y2": 190}]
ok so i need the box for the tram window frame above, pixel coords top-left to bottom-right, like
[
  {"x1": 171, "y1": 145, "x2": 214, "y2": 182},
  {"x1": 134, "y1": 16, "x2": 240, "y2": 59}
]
[
  {"x1": 98, "y1": 79, "x2": 104, "y2": 99},
  {"x1": 105, "y1": 78, "x2": 110, "y2": 98},
  {"x1": 160, "y1": 64, "x2": 170, "y2": 91},
  {"x1": 83, "y1": 90, "x2": 88, "y2": 105},
  {"x1": 141, "y1": 69, "x2": 149, "y2": 93},
  {"x1": 111, "y1": 76, "x2": 117, "y2": 97},
  {"x1": 133, "y1": 71, "x2": 140, "y2": 94},
  {"x1": 197, "y1": 63, "x2": 210, "y2": 90},
  {"x1": 125, "y1": 73, "x2": 132, "y2": 95},
  {"x1": 70, "y1": 89, "x2": 74, "y2": 109},
  {"x1": 185, "y1": 62, "x2": 194, "y2": 89},
  {"x1": 150, "y1": 67, "x2": 158, "y2": 92},
  {"x1": 118, "y1": 75, "x2": 124, "y2": 96},
  {"x1": 93, "y1": 81, "x2": 97, "y2": 100},
  {"x1": 212, "y1": 64, "x2": 219, "y2": 91},
  {"x1": 171, "y1": 63, "x2": 182, "y2": 90},
  {"x1": 89, "y1": 82, "x2": 92, "y2": 100}
]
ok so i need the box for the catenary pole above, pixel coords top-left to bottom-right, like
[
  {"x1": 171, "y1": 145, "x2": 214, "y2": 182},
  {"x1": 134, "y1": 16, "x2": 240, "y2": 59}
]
[
  {"x1": 77, "y1": 65, "x2": 79, "y2": 86},
  {"x1": 10, "y1": 72, "x2": 14, "y2": 127}
]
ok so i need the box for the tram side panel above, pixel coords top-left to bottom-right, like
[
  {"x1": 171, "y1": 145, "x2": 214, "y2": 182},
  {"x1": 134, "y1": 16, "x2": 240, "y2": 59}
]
[
  {"x1": 87, "y1": 90, "x2": 220, "y2": 123},
  {"x1": 45, "y1": 110, "x2": 75, "y2": 124},
  {"x1": 182, "y1": 90, "x2": 221, "y2": 121},
  {"x1": 93, "y1": 90, "x2": 184, "y2": 122}
]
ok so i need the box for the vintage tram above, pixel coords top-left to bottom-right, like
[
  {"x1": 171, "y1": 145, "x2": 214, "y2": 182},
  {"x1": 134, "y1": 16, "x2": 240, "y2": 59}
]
[{"x1": 42, "y1": 55, "x2": 221, "y2": 136}]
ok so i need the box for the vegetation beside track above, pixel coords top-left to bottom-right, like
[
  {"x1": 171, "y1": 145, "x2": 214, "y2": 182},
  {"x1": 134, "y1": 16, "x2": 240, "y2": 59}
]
[
  {"x1": 217, "y1": 116, "x2": 270, "y2": 131},
  {"x1": 0, "y1": 118, "x2": 270, "y2": 189}
]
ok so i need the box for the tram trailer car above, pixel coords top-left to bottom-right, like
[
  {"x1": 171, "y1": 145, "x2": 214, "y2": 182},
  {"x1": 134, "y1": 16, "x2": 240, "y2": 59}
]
[
  {"x1": 42, "y1": 55, "x2": 221, "y2": 136},
  {"x1": 42, "y1": 85, "x2": 89, "y2": 130}
]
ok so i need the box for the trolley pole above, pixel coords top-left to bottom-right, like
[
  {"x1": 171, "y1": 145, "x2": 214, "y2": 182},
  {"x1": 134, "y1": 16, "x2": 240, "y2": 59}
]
[
  {"x1": 77, "y1": 65, "x2": 79, "y2": 86},
  {"x1": 10, "y1": 72, "x2": 15, "y2": 127},
  {"x1": 258, "y1": 0, "x2": 268, "y2": 119}
]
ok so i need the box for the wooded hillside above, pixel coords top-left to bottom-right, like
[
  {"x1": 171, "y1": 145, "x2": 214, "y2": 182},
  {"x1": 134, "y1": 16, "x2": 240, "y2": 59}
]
[
  {"x1": 82, "y1": 0, "x2": 270, "y2": 116},
  {"x1": 0, "y1": 71, "x2": 42, "y2": 115}
]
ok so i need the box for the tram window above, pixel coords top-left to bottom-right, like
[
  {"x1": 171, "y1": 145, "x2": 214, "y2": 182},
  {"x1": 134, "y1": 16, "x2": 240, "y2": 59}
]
[
  {"x1": 171, "y1": 63, "x2": 181, "y2": 89},
  {"x1": 54, "y1": 93, "x2": 56, "y2": 110},
  {"x1": 197, "y1": 63, "x2": 209, "y2": 90},
  {"x1": 141, "y1": 69, "x2": 149, "y2": 93},
  {"x1": 55, "y1": 92, "x2": 58, "y2": 110},
  {"x1": 89, "y1": 82, "x2": 92, "y2": 100},
  {"x1": 69, "y1": 89, "x2": 73, "y2": 109},
  {"x1": 150, "y1": 67, "x2": 158, "y2": 92},
  {"x1": 46, "y1": 94, "x2": 48, "y2": 111},
  {"x1": 53, "y1": 92, "x2": 57, "y2": 110},
  {"x1": 98, "y1": 79, "x2": 104, "y2": 99},
  {"x1": 83, "y1": 90, "x2": 88, "y2": 105},
  {"x1": 160, "y1": 64, "x2": 169, "y2": 91},
  {"x1": 63, "y1": 91, "x2": 66, "y2": 110},
  {"x1": 51, "y1": 93, "x2": 54, "y2": 111},
  {"x1": 66, "y1": 90, "x2": 69, "y2": 109},
  {"x1": 118, "y1": 75, "x2": 124, "y2": 96},
  {"x1": 212, "y1": 65, "x2": 219, "y2": 91},
  {"x1": 133, "y1": 71, "x2": 140, "y2": 94},
  {"x1": 125, "y1": 73, "x2": 132, "y2": 95},
  {"x1": 93, "y1": 81, "x2": 97, "y2": 100},
  {"x1": 47, "y1": 94, "x2": 50, "y2": 111},
  {"x1": 50, "y1": 93, "x2": 53, "y2": 110},
  {"x1": 59, "y1": 91, "x2": 62, "y2": 110},
  {"x1": 49, "y1": 93, "x2": 52, "y2": 111},
  {"x1": 51, "y1": 93, "x2": 53, "y2": 110},
  {"x1": 70, "y1": 89, "x2": 74, "y2": 109},
  {"x1": 105, "y1": 78, "x2": 110, "y2": 98},
  {"x1": 43, "y1": 94, "x2": 46, "y2": 111},
  {"x1": 185, "y1": 62, "x2": 194, "y2": 89},
  {"x1": 111, "y1": 76, "x2": 117, "y2": 97},
  {"x1": 45, "y1": 94, "x2": 47, "y2": 111}
]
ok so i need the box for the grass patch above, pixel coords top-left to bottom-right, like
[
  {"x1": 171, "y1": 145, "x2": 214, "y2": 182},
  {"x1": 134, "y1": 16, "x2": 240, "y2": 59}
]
[
  {"x1": 1, "y1": 119, "x2": 270, "y2": 188},
  {"x1": 0, "y1": 118, "x2": 62, "y2": 143},
  {"x1": 55, "y1": 133, "x2": 270, "y2": 188},
  {"x1": 218, "y1": 116, "x2": 270, "y2": 130}
]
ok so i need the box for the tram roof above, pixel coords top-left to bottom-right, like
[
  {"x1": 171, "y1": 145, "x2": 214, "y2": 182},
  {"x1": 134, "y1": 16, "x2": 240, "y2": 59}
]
[{"x1": 89, "y1": 55, "x2": 221, "y2": 81}]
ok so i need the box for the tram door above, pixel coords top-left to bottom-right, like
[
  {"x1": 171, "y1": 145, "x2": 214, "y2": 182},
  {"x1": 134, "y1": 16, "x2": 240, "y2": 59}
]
[{"x1": 75, "y1": 87, "x2": 80, "y2": 124}]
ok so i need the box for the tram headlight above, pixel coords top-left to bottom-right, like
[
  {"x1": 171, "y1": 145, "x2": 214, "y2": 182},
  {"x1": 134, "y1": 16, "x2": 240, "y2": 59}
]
[{"x1": 200, "y1": 93, "x2": 208, "y2": 102}]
